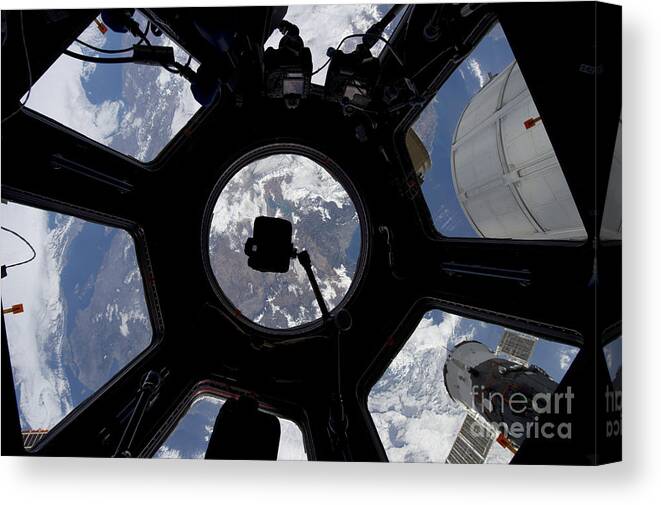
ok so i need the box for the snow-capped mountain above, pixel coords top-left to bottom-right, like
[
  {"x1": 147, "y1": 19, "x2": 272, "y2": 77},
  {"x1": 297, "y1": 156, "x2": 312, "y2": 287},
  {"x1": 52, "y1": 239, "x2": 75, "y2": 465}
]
[
  {"x1": 209, "y1": 153, "x2": 360, "y2": 329},
  {"x1": 106, "y1": 30, "x2": 201, "y2": 162},
  {"x1": 368, "y1": 311, "x2": 513, "y2": 463},
  {"x1": 2, "y1": 203, "x2": 151, "y2": 431},
  {"x1": 5, "y1": 6, "x2": 525, "y2": 463}
]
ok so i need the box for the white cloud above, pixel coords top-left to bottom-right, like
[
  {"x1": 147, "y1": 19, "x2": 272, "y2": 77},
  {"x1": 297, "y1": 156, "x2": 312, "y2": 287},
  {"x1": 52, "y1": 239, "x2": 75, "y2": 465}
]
[
  {"x1": 153, "y1": 445, "x2": 182, "y2": 459},
  {"x1": 170, "y1": 89, "x2": 201, "y2": 140},
  {"x1": 157, "y1": 36, "x2": 202, "y2": 138},
  {"x1": 488, "y1": 23, "x2": 507, "y2": 42},
  {"x1": 1, "y1": 202, "x2": 73, "y2": 430},
  {"x1": 24, "y1": 44, "x2": 123, "y2": 146},
  {"x1": 277, "y1": 418, "x2": 307, "y2": 461},
  {"x1": 208, "y1": 153, "x2": 358, "y2": 329},
  {"x1": 604, "y1": 347, "x2": 613, "y2": 371},
  {"x1": 265, "y1": 3, "x2": 383, "y2": 85},
  {"x1": 367, "y1": 311, "x2": 515, "y2": 463},
  {"x1": 559, "y1": 347, "x2": 579, "y2": 371},
  {"x1": 210, "y1": 154, "x2": 351, "y2": 247},
  {"x1": 466, "y1": 57, "x2": 487, "y2": 88},
  {"x1": 367, "y1": 311, "x2": 483, "y2": 463},
  {"x1": 77, "y1": 21, "x2": 107, "y2": 50},
  {"x1": 22, "y1": 13, "x2": 201, "y2": 163}
]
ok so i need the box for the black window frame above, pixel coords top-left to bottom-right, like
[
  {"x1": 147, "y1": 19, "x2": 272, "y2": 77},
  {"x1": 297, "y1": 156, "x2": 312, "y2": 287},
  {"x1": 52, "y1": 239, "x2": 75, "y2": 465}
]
[
  {"x1": 142, "y1": 379, "x2": 313, "y2": 461},
  {"x1": 20, "y1": 9, "x2": 213, "y2": 172},
  {"x1": 356, "y1": 298, "x2": 584, "y2": 462},
  {"x1": 1, "y1": 186, "x2": 164, "y2": 453},
  {"x1": 390, "y1": 17, "x2": 589, "y2": 247}
]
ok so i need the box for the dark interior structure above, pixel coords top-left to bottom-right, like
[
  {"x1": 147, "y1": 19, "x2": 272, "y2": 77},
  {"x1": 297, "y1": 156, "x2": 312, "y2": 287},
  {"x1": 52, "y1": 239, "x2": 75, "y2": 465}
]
[{"x1": 1, "y1": 3, "x2": 621, "y2": 464}]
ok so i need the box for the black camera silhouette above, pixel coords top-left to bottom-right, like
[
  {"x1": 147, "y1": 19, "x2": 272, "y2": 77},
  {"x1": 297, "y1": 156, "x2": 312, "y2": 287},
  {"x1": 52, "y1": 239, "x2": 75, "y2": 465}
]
[{"x1": 243, "y1": 216, "x2": 295, "y2": 273}]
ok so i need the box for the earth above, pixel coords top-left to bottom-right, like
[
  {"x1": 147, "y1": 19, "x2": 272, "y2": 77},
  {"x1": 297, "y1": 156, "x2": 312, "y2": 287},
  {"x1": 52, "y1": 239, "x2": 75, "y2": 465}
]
[{"x1": 3, "y1": 6, "x2": 577, "y2": 463}]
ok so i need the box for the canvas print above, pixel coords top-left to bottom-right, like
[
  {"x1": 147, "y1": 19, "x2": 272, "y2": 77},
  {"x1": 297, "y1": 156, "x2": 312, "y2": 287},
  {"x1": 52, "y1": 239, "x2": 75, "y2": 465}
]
[{"x1": 1, "y1": 3, "x2": 621, "y2": 464}]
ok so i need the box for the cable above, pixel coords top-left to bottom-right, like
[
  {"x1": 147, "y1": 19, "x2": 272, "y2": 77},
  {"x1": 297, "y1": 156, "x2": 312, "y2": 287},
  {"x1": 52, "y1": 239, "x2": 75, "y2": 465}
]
[
  {"x1": 1, "y1": 11, "x2": 32, "y2": 125},
  {"x1": 310, "y1": 34, "x2": 365, "y2": 77},
  {"x1": 74, "y1": 38, "x2": 134, "y2": 54},
  {"x1": 65, "y1": 48, "x2": 187, "y2": 77},
  {"x1": 71, "y1": 40, "x2": 183, "y2": 76},
  {"x1": 377, "y1": 4, "x2": 405, "y2": 33},
  {"x1": 129, "y1": 22, "x2": 181, "y2": 76},
  {"x1": 375, "y1": 34, "x2": 406, "y2": 70},
  {"x1": 410, "y1": 46, "x2": 453, "y2": 80},
  {"x1": 72, "y1": 17, "x2": 186, "y2": 77},
  {"x1": 348, "y1": 80, "x2": 368, "y2": 97},
  {"x1": 310, "y1": 57, "x2": 332, "y2": 77},
  {"x1": 311, "y1": 33, "x2": 407, "y2": 78},
  {"x1": 63, "y1": 49, "x2": 135, "y2": 64},
  {"x1": 400, "y1": 6, "x2": 415, "y2": 65},
  {"x1": 1, "y1": 226, "x2": 36, "y2": 270}
]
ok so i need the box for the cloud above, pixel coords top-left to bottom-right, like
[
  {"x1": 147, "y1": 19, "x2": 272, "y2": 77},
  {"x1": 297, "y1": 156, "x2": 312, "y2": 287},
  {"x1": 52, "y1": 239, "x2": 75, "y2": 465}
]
[
  {"x1": 604, "y1": 347, "x2": 613, "y2": 371},
  {"x1": 208, "y1": 154, "x2": 357, "y2": 328},
  {"x1": 367, "y1": 311, "x2": 515, "y2": 463},
  {"x1": 24, "y1": 42, "x2": 123, "y2": 146},
  {"x1": 153, "y1": 445, "x2": 182, "y2": 459},
  {"x1": 488, "y1": 23, "x2": 507, "y2": 42},
  {"x1": 156, "y1": 36, "x2": 202, "y2": 138},
  {"x1": 23, "y1": 12, "x2": 201, "y2": 163},
  {"x1": 277, "y1": 418, "x2": 307, "y2": 461},
  {"x1": 77, "y1": 21, "x2": 107, "y2": 50},
  {"x1": 466, "y1": 57, "x2": 487, "y2": 88},
  {"x1": 1, "y1": 202, "x2": 73, "y2": 430},
  {"x1": 368, "y1": 311, "x2": 492, "y2": 463},
  {"x1": 23, "y1": 7, "x2": 386, "y2": 162},
  {"x1": 559, "y1": 347, "x2": 579, "y2": 371},
  {"x1": 265, "y1": 3, "x2": 383, "y2": 85}
]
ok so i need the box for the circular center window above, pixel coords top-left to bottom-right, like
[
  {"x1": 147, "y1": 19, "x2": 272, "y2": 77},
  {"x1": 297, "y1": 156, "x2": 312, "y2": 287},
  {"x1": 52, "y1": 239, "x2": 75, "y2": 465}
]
[{"x1": 207, "y1": 151, "x2": 363, "y2": 331}]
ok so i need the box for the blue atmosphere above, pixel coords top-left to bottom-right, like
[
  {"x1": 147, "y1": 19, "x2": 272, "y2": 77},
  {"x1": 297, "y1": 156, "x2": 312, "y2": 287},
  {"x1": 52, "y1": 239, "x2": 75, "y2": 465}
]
[
  {"x1": 428, "y1": 309, "x2": 578, "y2": 384},
  {"x1": 83, "y1": 30, "x2": 126, "y2": 105},
  {"x1": 417, "y1": 24, "x2": 515, "y2": 237}
]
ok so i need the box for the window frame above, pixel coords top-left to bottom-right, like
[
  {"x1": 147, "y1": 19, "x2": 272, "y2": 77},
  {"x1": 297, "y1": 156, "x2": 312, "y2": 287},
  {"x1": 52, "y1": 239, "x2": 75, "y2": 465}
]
[
  {"x1": 391, "y1": 17, "x2": 589, "y2": 246},
  {"x1": 1, "y1": 186, "x2": 164, "y2": 453},
  {"x1": 200, "y1": 141, "x2": 371, "y2": 339},
  {"x1": 21, "y1": 9, "x2": 213, "y2": 171},
  {"x1": 142, "y1": 379, "x2": 313, "y2": 460},
  {"x1": 356, "y1": 297, "x2": 583, "y2": 462}
]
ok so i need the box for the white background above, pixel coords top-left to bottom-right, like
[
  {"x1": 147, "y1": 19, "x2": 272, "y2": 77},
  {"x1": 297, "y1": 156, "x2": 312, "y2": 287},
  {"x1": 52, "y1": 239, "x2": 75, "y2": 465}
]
[{"x1": 1, "y1": 0, "x2": 659, "y2": 503}]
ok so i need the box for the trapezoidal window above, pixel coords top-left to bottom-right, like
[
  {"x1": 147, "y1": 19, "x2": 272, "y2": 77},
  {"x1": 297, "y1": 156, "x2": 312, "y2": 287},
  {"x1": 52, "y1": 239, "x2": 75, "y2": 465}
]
[
  {"x1": 207, "y1": 152, "x2": 362, "y2": 331},
  {"x1": 367, "y1": 309, "x2": 580, "y2": 464},
  {"x1": 409, "y1": 23, "x2": 587, "y2": 240},
  {"x1": 1, "y1": 200, "x2": 153, "y2": 449},
  {"x1": 600, "y1": 119, "x2": 622, "y2": 241},
  {"x1": 265, "y1": 4, "x2": 405, "y2": 85},
  {"x1": 24, "y1": 10, "x2": 201, "y2": 163},
  {"x1": 153, "y1": 395, "x2": 307, "y2": 460},
  {"x1": 602, "y1": 334, "x2": 622, "y2": 391}
]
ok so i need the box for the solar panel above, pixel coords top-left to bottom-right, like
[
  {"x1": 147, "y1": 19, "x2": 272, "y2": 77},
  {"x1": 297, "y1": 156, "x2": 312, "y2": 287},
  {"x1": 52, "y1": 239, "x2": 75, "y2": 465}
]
[
  {"x1": 446, "y1": 415, "x2": 495, "y2": 464},
  {"x1": 497, "y1": 330, "x2": 538, "y2": 365}
]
